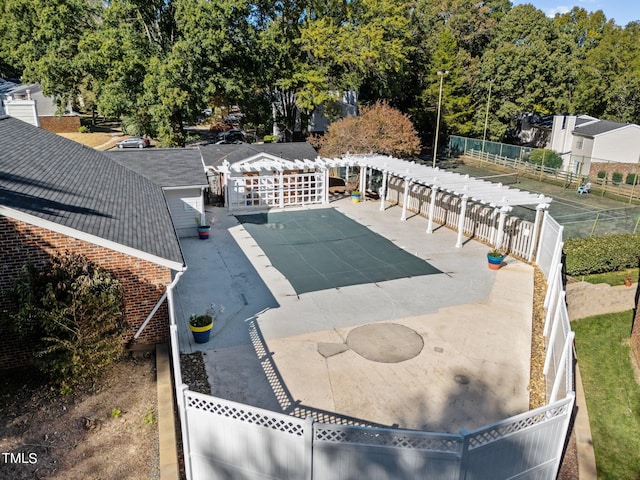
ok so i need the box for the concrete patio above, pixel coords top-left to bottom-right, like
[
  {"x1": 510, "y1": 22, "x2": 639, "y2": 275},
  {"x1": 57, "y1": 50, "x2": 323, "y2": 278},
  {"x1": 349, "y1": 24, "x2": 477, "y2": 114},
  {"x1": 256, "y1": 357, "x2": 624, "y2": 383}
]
[{"x1": 172, "y1": 197, "x2": 534, "y2": 433}]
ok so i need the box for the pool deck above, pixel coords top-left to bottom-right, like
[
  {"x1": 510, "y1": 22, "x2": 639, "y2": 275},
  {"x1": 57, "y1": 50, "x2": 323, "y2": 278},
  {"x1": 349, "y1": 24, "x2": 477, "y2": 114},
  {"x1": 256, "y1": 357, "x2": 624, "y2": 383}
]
[{"x1": 173, "y1": 196, "x2": 534, "y2": 433}]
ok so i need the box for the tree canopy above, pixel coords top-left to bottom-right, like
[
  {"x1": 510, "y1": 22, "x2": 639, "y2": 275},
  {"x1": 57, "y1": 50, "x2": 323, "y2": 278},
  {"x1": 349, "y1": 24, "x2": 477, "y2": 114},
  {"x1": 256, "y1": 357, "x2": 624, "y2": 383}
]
[
  {"x1": 312, "y1": 101, "x2": 420, "y2": 158},
  {"x1": 1, "y1": 0, "x2": 639, "y2": 147}
]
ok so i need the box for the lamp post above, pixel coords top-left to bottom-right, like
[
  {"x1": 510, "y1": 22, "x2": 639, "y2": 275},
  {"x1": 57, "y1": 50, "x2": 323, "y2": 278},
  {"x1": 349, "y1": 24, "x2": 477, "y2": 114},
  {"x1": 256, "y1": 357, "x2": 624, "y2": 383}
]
[
  {"x1": 482, "y1": 79, "x2": 493, "y2": 157},
  {"x1": 433, "y1": 70, "x2": 449, "y2": 168}
]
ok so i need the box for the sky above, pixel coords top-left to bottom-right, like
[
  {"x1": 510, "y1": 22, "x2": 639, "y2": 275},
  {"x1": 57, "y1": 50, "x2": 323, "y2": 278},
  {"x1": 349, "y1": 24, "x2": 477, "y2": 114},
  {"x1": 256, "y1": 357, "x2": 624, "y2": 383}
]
[{"x1": 511, "y1": 0, "x2": 640, "y2": 26}]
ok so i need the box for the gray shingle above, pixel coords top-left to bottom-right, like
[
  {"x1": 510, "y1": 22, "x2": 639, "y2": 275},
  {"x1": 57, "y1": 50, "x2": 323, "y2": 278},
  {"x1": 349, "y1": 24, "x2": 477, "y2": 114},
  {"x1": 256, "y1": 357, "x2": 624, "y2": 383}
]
[
  {"x1": 0, "y1": 116, "x2": 184, "y2": 268},
  {"x1": 574, "y1": 120, "x2": 629, "y2": 137},
  {"x1": 104, "y1": 148, "x2": 208, "y2": 188},
  {"x1": 199, "y1": 142, "x2": 318, "y2": 167}
]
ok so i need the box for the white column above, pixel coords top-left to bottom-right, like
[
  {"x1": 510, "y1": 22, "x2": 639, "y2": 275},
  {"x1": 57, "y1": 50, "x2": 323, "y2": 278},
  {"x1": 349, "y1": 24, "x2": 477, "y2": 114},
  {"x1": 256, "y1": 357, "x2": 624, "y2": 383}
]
[
  {"x1": 323, "y1": 168, "x2": 330, "y2": 204},
  {"x1": 279, "y1": 170, "x2": 285, "y2": 209},
  {"x1": 359, "y1": 166, "x2": 367, "y2": 201},
  {"x1": 345, "y1": 165, "x2": 350, "y2": 191},
  {"x1": 426, "y1": 186, "x2": 438, "y2": 233},
  {"x1": 379, "y1": 170, "x2": 388, "y2": 211},
  {"x1": 401, "y1": 178, "x2": 410, "y2": 221},
  {"x1": 495, "y1": 206, "x2": 509, "y2": 250},
  {"x1": 527, "y1": 204, "x2": 545, "y2": 261},
  {"x1": 455, "y1": 195, "x2": 469, "y2": 248}
]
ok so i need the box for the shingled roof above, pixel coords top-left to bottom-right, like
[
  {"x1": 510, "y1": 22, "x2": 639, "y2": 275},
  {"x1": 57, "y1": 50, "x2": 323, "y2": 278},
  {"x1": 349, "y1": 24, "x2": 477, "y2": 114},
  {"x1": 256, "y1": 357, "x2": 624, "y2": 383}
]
[
  {"x1": 104, "y1": 148, "x2": 207, "y2": 188},
  {"x1": 0, "y1": 116, "x2": 184, "y2": 269},
  {"x1": 199, "y1": 142, "x2": 318, "y2": 167},
  {"x1": 574, "y1": 119, "x2": 630, "y2": 137}
]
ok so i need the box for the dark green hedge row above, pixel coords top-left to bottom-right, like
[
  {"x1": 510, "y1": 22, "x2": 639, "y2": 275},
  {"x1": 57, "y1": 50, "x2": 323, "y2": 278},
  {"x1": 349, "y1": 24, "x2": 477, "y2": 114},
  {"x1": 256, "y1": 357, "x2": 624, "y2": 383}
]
[{"x1": 564, "y1": 233, "x2": 640, "y2": 276}]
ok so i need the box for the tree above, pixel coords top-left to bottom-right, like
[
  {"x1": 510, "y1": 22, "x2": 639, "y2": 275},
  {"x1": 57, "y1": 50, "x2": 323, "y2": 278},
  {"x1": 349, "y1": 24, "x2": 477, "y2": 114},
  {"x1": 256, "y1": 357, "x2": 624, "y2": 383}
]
[
  {"x1": 312, "y1": 101, "x2": 420, "y2": 158},
  {"x1": 528, "y1": 149, "x2": 563, "y2": 169},
  {"x1": 8, "y1": 253, "x2": 126, "y2": 385}
]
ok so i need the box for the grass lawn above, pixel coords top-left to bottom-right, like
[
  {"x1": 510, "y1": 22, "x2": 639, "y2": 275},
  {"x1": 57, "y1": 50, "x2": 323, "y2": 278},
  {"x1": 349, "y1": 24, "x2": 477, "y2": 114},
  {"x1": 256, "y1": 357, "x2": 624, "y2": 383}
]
[
  {"x1": 577, "y1": 267, "x2": 639, "y2": 287},
  {"x1": 572, "y1": 310, "x2": 640, "y2": 479}
]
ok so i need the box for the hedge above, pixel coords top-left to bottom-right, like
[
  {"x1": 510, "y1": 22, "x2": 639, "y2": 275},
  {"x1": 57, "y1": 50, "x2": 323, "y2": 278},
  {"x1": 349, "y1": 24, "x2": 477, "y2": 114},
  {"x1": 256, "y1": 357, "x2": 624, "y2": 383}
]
[{"x1": 564, "y1": 233, "x2": 640, "y2": 276}]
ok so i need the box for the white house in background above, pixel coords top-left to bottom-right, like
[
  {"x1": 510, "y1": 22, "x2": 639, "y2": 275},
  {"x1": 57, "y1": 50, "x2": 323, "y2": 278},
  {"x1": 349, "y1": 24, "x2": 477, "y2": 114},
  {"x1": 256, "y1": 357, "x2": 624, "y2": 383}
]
[{"x1": 547, "y1": 114, "x2": 640, "y2": 175}]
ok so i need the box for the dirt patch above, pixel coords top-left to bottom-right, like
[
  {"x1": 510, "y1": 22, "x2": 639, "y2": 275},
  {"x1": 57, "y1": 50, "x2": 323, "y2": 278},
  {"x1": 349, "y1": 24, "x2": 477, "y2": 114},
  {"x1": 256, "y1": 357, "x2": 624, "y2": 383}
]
[
  {"x1": 57, "y1": 132, "x2": 120, "y2": 149},
  {"x1": 0, "y1": 353, "x2": 159, "y2": 480}
]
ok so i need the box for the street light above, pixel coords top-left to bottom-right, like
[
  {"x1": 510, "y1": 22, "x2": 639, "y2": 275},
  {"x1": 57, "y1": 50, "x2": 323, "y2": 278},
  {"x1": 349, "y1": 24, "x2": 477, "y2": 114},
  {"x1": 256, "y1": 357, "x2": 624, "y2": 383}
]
[
  {"x1": 482, "y1": 79, "x2": 494, "y2": 157},
  {"x1": 433, "y1": 70, "x2": 449, "y2": 168}
]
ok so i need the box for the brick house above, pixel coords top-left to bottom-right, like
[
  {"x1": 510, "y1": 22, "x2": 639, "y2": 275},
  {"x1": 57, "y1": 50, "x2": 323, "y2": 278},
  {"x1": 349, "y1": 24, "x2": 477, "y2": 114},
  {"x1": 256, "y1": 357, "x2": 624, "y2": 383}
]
[{"x1": 0, "y1": 114, "x2": 187, "y2": 370}]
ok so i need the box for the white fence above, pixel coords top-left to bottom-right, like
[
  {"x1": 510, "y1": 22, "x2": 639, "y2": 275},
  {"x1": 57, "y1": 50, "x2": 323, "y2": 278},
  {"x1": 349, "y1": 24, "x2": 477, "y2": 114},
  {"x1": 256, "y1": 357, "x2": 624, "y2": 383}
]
[
  {"x1": 167, "y1": 208, "x2": 576, "y2": 480},
  {"x1": 385, "y1": 177, "x2": 537, "y2": 259}
]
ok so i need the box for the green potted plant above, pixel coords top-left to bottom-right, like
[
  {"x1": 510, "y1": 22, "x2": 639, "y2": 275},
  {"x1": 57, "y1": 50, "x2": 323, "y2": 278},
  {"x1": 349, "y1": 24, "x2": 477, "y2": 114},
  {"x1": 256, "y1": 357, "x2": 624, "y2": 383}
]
[
  {"x1": 487, "y1": 248, "x2": 505, "y2": 270},
  {"x1": 195, "y1": 217, "x2": 211, "y2": 240},
  {"x1": 351, "y1": 190, "x2": 362, "y2": 203},
  {"x1": 189, "y1": 303, "x2": 224, "y2": 343}
]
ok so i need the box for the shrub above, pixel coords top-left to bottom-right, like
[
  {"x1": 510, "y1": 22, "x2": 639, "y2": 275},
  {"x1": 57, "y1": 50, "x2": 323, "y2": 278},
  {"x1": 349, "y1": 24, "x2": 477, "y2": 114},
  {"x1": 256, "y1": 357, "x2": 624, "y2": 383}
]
[
  {"x1": 564, "y1": 234, "x2": 640, "y2": 276},
  {"x1": 77, "y1": 125, "x2": 90, "y2": 133},
  {"x1": 263, "y1": 134, "x2": 278, "y2": 143},
  {"x1": 597, "y1": 171, "x2": 607, "y2": 179},
  {"x1": 611, "y1": 172, "x2": 623, "y2": 184},
  {"x1": 625, "y1": 173, "x2": 638, "y2": 186},
  {"x1": 8, "y1": 253, "x2": 126, "y2": 384},
  {"x1": 528, "y1": 149, "x2": 563, "y2": 169}
]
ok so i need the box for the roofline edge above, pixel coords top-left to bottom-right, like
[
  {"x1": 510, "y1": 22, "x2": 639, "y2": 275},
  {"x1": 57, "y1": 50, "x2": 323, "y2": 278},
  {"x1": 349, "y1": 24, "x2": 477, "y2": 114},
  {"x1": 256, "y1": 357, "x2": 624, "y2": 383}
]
[{"x1": 0, "y1": 206, "x2": 185, "y2": 272}]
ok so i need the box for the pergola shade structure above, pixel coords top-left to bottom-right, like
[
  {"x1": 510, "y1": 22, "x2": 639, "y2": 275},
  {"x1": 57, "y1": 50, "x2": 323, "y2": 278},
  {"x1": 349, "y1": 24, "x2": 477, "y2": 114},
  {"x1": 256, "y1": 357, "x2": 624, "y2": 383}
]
[{"x1": 214, "y1": 153, "x2": 552, "y2": 258}]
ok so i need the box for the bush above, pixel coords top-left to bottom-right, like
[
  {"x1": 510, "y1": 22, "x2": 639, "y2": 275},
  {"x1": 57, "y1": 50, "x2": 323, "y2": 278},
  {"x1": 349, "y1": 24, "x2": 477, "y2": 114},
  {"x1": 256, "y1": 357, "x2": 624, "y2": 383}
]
[
  {"x1": 625, "y1": 173, "x2": 638, "y2": 186},
  {"x1": 263, "y1": 134, "x2": 278, "y2": 143},
  {"x1": 564, "y1": 234, "x2": 640, "y2": 276},
  {"x1": 597, "y1": 171, "x2": 607, "y2": 179},
  {"x1": 611, "y1": 172, "x2": 623, "y2": 184},
  {"x1": 528, "y1": 149, "x2": 563, "y2": 169},
  {"x1": 8, "y1": 253, "x2": 126, "y2": 384},
  {"x1": 77, "y1": 125, "x2": 90, "y2": 133}
]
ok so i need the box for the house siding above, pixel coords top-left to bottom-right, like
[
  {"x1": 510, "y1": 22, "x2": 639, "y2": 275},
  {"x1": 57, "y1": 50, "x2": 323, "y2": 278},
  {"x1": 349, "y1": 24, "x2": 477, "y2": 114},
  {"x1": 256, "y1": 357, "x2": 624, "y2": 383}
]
[
  {"x1": 0, "y1": 216, "x2": 172, "y2": 370},
  {"x1": 592, "y1": 127, "x2": 640, "y2": 164},
  {"x1": 164, "y1": 188, "x2": 203, "y2": 237}
]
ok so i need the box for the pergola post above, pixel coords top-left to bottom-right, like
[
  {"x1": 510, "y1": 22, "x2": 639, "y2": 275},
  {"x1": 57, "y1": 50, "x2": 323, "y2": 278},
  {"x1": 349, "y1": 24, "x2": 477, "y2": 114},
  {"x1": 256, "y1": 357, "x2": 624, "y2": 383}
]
[
  {"x1": 495, "y1": 206, "x2": 509, "y2": 250},
  {"x1": 359, "y1": 165, "x2": 367, "y2": 201},
  {"x1": 379, "y1": 170, "x2": 388, "y2": 211},
  {"x1": 455, "y1": 195, "x2": 469, "y2": 248},
  {"x1": 401, "y1": 178, "x2": 410, "y2": 221},
  {"x1": 345, "y1": 165, "x2": 350, "y2": 191},
  {"x1": 426, "y1": 186, "x2": 438, "y2": 233},
  {"x1": 323, "y1": 167, "x2": 329, "y2": 204},
  {"x1": 279, "y1": 169, "x2": 285, "y2": 208},
  {"x1": 527, "y1": 203, "x2": 546, "y2": 261}
]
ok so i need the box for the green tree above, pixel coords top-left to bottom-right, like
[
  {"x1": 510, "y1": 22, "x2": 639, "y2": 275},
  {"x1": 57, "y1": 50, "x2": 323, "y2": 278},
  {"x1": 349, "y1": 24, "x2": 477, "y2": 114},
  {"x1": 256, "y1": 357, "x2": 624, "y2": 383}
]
[
  {"x1": 8, "y1": 253, "x2": 126, "y2": 385},
  {"x1": 529, "y1": 148, "x2": 563, "y2": 169}
]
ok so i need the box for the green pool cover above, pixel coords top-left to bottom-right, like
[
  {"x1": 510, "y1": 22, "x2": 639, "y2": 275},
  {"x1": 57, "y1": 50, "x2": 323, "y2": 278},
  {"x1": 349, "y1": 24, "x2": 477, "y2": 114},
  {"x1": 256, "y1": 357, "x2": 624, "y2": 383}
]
[{"x1": 235, "y1": 209, "x2": 441, "y2": 295}]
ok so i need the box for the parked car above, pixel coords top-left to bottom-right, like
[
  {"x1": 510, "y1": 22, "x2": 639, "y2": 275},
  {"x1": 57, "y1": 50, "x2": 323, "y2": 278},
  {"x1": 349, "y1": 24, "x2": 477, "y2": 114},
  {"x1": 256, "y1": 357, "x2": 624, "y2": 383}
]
[
  {"x1": 116, "y1": 137, "x2": 150, "y2": 149},
  {"x1": 215, "y1": 129, "x2": 245, "y2": 143}
]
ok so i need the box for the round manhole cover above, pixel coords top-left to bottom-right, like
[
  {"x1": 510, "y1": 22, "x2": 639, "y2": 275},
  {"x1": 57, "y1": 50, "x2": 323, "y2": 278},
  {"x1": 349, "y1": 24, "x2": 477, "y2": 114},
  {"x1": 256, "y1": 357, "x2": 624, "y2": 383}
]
[
  {"x1": 264, "y1": 222, "x2": 285, "y2": 229},
  {"x1": 346, "y1": 323, "x2": 424, "y2": 363}
]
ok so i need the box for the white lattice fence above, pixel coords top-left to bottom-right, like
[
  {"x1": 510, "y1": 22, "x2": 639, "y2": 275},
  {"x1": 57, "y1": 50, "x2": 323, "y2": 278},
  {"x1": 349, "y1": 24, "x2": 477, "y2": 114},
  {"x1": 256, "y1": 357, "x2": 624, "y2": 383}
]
[
  {"x1": 228, "y1": 172, "x2": 326, "y2": 210},
  {"x1": 460, "y1": 395, "x2": 575, "y2": 479},
  {"x1": 312, "y1": 424, "x2": 462, "y2": 480},
  {"x1": 184, "y1": 391, "x2": 312, "y2": 480}
]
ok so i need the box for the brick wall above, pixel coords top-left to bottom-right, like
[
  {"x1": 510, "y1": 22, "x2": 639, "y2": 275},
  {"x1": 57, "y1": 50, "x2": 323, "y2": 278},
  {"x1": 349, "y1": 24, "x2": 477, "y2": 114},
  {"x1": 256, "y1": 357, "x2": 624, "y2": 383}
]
[
  {"x1": 0, "y1": 216, "x2": 173, "y2": 370},
  {"x1": 589, "y1": 162, "x2": 640, "y2": 183},
  {"x1": 38, "y1": 115, "x2": 81, "y2": 133}
]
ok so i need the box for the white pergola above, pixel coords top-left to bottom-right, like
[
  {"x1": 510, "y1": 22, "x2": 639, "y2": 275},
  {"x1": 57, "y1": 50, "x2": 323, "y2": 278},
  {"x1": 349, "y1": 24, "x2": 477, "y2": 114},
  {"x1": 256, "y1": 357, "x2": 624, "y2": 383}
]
[
  {"x1": 215, "y1": 153, "x2": 552, "y2": 255},
  {"x1": 315, "y1": 154, "x2": 552, "y2": 253}
]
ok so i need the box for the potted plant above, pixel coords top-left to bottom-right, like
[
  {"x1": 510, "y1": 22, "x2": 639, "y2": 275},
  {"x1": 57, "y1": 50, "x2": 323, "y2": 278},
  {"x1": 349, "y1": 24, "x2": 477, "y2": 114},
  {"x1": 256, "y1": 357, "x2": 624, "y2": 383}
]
[
  {"x1": 351, "y1": 190, "x2": 362, "y2": 203},
  {"x1": 195, "y1": 217, "x2": 211, "y2": 240},
  {"x1": 487, "y1": 248, "x2": 505, "y2": 270},
  {"x1": 189, "y1": 303, "x2": 224, "y2": 343},
  {"x1": 624, "y1": 273, "x2": 633, "y2": 287}
]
